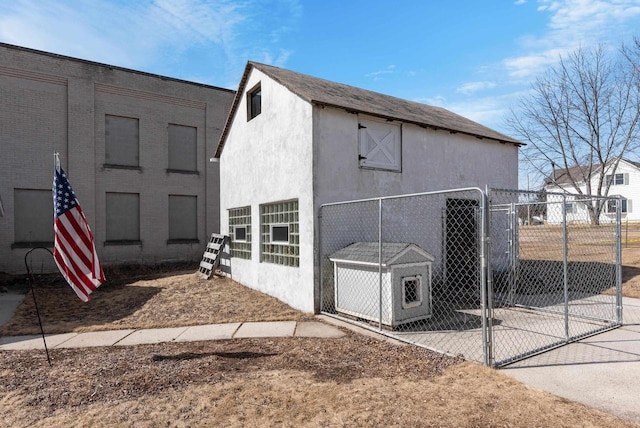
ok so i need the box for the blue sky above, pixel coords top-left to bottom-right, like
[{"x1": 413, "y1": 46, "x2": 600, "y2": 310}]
[{"x1": 1, "y1": 0, "x2": 639, "y2": 140}]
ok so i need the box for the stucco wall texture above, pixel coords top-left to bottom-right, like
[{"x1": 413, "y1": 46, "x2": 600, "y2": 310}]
[{"x1": 220, "y1": 67, "x2": 518, "y2": 313}]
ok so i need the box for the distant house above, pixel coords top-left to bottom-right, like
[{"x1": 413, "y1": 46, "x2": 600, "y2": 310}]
[
  {"x1": 544, "y1": 158, "x2": 639, "y2": 223},
  {"x1": 0, "y1": 43, "x2": 235, "y2": 274},
  {"x1": 216, "y1": 62, "x2": 521, "y2": 312}
]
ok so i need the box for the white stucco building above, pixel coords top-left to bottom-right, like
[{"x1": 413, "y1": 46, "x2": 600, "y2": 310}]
[
  {"x1": 216, "y1": 62, "x2": 521, "y2": 313},
  {"x1": 544, "y1": 158, "x2": 640, "y2": 224}
]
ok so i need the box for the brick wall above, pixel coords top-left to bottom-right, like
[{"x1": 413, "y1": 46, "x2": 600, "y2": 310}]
[{"x1": 0, "y1": 43, "x2": 235, "y2": 273}]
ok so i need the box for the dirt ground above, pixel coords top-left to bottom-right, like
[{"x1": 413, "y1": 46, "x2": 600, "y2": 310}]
[{"x1": 1, "y1": 264, "x2": 638, "y2": 426}]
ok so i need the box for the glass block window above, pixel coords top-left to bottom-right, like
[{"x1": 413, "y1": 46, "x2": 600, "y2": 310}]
[
  {"x1": 402, "y1": 275, "x2": 422, "y2": 309},
  {"x1": 260, "y1": 200, "x2": 299, "y2": 267},
  {"x1": 229, "y1": 206, "x2": 251, "y2": 259}
]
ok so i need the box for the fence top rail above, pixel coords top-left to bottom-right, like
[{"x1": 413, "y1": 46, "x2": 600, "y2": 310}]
[
  {"x1": 319, "y1": 187, "x2": 484, "y2": 208},
  {"x1": 489, "y1": 187, "x2": 620, "y2": 201}
]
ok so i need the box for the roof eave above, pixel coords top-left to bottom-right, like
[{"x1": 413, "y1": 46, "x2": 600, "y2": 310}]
[{"x1": 310, "y1": 100, "x2": 524, "y2": 147}]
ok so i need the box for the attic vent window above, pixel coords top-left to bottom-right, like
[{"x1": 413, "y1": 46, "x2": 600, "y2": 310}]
[{"x1": 247, "y1": 84, "x2": 261, "y2": 121}]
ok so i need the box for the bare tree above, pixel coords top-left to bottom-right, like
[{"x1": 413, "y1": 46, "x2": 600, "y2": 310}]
[{"x1": 508, "y1": 41, "x2": 640, "y2": 223}]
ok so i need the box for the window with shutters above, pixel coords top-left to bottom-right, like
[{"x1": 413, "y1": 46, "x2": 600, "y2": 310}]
[
  {"x1": 105, "y1": 115, "x2": 140, "y2": 168},
  {"x1": 607, "y1": 197, "x2": 631, "y2": 214},
  {"x1": 358, "y1": 117, "x2": 401, "y2": 172},
  {"x1": 168, "y1": 124, "x2": 197, "y2": 173},
  {"x1": 168, "y1": 195, "x2": 198, "y2": 243},
  {"x1": 105, "y1": 192, "x2": 140, "y2": 244},
  {"x1": 605, "y1": 173, "x2": 628, "y2": 186},
  {"x1": 12, "y1": 189, "x2": 54, "y2": 247}
]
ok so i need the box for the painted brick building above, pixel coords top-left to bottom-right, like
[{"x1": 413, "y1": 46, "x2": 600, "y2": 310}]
[{"x1": 0, "y1": 43, "x2": 234, "y2": 273}]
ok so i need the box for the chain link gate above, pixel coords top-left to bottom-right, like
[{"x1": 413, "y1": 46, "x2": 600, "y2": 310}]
[
  {"x1": 318, "y1": 187, "x2": 623, "y2": 367},
  {"x1": 488, "y1": 189, "x2": 623, "y2": 366}
]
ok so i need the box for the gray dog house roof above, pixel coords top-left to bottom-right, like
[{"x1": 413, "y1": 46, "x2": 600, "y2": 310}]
[{"x1": 329, "y1": 242, "x2": 434, "y2": 268}]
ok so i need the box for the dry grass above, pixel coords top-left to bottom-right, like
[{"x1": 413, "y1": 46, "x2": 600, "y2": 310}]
[
  {"x1": 1, "y1": 337, "x2": 635, "y2": 427},
  {"x1": 0, "y1": 266, "x2": 308, "y2": 336},
  {"x1": 1, "y1": 264, "x2": 639, "y2": 426}
]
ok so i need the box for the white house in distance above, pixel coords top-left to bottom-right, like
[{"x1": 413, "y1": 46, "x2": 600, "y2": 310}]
[
  {"x1": 544, "y1": 158, "x2": 639, "y2": 223},
  {"x1": 216, "y1": 61, "x2": 522, "y2": 313}
]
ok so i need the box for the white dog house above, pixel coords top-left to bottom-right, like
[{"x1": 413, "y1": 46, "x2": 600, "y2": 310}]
[{"x1": 329, "y1": 242, "x2": 434, "y2": 328}]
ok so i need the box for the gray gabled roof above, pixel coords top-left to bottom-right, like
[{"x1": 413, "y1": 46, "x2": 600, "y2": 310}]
[
  {"x1": 215, "y1": 61, "x2": 522, "y2": 157},
  {"x1": 329, "y1": 242, "x2": 432, "y2": 266},
  {"x1": 545, "y1": 158, "x2": 640, "y2": 186}
]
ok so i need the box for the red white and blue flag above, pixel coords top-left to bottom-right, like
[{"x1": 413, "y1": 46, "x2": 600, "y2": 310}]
[{"x1": 53, "y1": 157, "x2": 105, "y2": 301}]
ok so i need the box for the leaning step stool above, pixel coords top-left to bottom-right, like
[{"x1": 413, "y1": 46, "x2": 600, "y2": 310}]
[{"x1": 198, "y1": 233, "x2": 229, "y2": 279}]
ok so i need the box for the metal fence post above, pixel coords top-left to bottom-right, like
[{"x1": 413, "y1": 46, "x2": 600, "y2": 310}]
[
  {"x1": 481, "y1": 188, "x2": 492, "y2": 366},
  {"x1": 562, "y1": 194, "x2": 569, "y2": 339},
  {"x1": 318, "y1": 206, "x2": 324, "y2": 314},
  {"x1": 616, "y1": 197, "x2": 623, "y2": 324},
  {"x1": 378, "y1": 198, "x2": 383, "y2": 331}
]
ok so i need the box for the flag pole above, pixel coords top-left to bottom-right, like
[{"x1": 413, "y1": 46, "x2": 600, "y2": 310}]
[{"x1": 24, "y1": 247, "x2": 53, "y2": 367}]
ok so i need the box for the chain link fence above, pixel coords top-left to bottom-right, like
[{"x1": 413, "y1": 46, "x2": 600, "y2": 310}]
[{"x1": 319, "y1": 187, "x2": 622, "y2": 367}]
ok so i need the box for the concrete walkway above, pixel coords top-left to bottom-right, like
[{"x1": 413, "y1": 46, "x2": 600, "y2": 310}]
[
  {"x1": 503, "y1": 297, "x2": 640, "y2": 423},
  {"x1": 0, "y1": 320, "x2": 346, "y2": 351},
  {"x1": 3, "y1": 288, "x2": 640, "y2": 423}
]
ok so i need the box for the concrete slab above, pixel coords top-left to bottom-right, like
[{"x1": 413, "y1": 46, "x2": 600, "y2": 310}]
[
  {"x1": 623, "y1": 297, "x2": 640, "y2": 325},
  {"x1": 233, "y1": 321, "x2": 296, "y2": 338},
  {"x1": 56, "y1": 330, "x2": 135, "y2": 348},
  {"x1": 0, "y1": 333, "x2": 77, "y2": 350},
  {"x1": 175, "y1": 323, "x2": 240, "y2": 342},
  {"x1": 316, "y1": 315, "x2": 407, "y2": 346},
  {"x1": 503, "y1": 326, "x2": 640, "y2": 423},
  {"x1": 115, "y1": 327, "x2": 189, "y2": 346},
  {"x1": 295, "y1": 321, "x2": 346, "y2": 338},
  {"x1": 0, "y1": 291, "x2": 27, "y2": 326}
]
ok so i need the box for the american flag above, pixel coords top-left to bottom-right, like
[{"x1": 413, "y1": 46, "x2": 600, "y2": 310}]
[{"x1": 53, "y1": 159, "x2": 105, "y2": 301}]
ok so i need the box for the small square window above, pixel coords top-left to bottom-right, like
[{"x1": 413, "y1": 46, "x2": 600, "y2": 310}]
[
  {"x1": 402, "y1": 276, "x2": 422, "y2": 309},
  {"x1": 270, "y1": 224, "x2": 289, "y2": 243},
  {"x1": 565, "y1": 202, "x2": 576, "y2": 214},
  {"x1": 247, "y1": 84, "x2": 261, "y2": 121},
  {"x1": 234, "y1": 226, "x2": 247, "y2": 242}
]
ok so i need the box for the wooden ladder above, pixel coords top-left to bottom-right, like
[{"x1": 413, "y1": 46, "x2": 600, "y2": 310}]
[{"x1": 198, "y1": 233, "x2": 229, "y2": 279}]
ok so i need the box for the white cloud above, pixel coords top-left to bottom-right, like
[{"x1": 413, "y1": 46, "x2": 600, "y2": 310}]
[
  {"x1": 0, "y1": 0, "x2": 300, "y2": 85},
  {"x1": 365, "y1": 65, "x2": 396, "y2": 80},
  {"x1": 503, "y1": 0, "x2": 640, "y2": 80},
  {"x1": 514, "y1": 0, "x2": 527, "y2": 5},
  {"x1": 456, "y1": 81, "x2": 497, "y2": 95}
]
